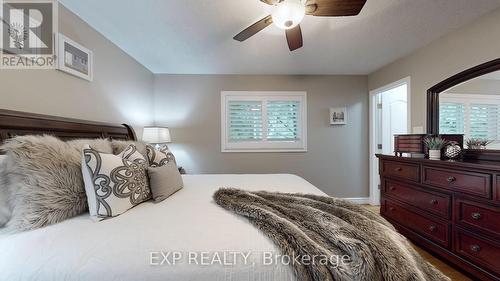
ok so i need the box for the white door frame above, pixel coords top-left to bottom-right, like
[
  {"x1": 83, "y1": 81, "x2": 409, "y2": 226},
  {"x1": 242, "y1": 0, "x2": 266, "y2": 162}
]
[{"x1": 368, "y1": 77, "x2": 411, "y2": 205}]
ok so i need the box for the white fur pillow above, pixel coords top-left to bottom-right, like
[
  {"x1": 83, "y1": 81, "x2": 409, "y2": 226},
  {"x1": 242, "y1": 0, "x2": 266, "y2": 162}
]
[
  {"x1": 0, "y1": 155, "x2": 12, "y2": 227},
  {"x1": 82, "y1": 144, "x2": 151, "y2": 221},
  {"x1": 0, "y1": 135, "x2": 113, "y2": 232}
]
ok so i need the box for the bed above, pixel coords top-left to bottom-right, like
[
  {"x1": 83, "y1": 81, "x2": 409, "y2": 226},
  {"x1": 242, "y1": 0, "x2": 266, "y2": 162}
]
[
  {"x1": 0, "y1": 173, "x2": 325, "y2": 281},
  {"x1": 0, "y1": 109, "x2": 324, "y2": 281},
  {"x1": 0, "y1": 110, "x2": 449, "y2": 281}
]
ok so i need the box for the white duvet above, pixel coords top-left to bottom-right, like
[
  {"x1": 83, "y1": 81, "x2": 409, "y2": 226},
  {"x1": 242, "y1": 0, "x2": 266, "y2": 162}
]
[{"x1": 0, "y1": 174, "x2": 325, "y2": 281}]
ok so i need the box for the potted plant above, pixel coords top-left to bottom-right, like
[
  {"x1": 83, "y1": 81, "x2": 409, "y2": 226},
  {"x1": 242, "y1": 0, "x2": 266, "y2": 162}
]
[
  {"x1": 466, "y1": 138, "x2": 492, "y2": 149},
  {"x1": 424, "y1": 136, "x2": 448, "y2": 160}
]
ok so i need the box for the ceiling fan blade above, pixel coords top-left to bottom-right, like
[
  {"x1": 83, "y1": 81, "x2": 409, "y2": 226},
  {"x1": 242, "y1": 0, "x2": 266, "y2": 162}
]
[
  {"x1": 306, "y1": 0, "x2": 367, "y2": 17},
  {"x1": 285, "y1": 25, "x2": 303, "y2": 51},
  {"x1": 233, "y1": 15, "x2": 273, "y2": 42},
  {"x1": 260, "y1": 0, "x2": 278, "y2": 5}
]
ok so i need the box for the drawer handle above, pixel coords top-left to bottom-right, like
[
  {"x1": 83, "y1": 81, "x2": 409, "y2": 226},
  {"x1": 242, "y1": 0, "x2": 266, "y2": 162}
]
[
  {"x1": 389, "y1": 186, "x2": 396, "y2": 191},
  {"x1": 430, "y1": 199, "x2": 438, "y2": 205},
  {"x1": 389, "y1": 207, "x2": 395, "y2": 212},
  {"x1": 471, "y1": 212, "x2": 482, "y2": 220},
  {"x1": 447, "y1": 176, "x2": 456, "y2": 183},
  {"x1": 394, "y1": 167, "x2": 403, "y2": 172},
  {"x1": 470, "y1": 245, "x2": 481, "y2": 253},
  {"x1": 428, "y1": 225, "x2": 437, "y2": 232}
]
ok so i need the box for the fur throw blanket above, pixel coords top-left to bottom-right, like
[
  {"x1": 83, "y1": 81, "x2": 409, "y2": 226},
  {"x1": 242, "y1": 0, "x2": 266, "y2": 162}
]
[{"x1": 213, "y1": 188, "x2": 450, "y2": 281}]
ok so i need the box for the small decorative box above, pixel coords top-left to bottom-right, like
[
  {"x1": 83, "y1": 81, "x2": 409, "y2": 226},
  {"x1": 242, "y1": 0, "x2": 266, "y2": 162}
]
[
  {"x1": 394, "y1": 134, "x2": 464, "y2": 156},
  {"x1": 394, "y1": 134, "x2": 426, "y2": 156}
]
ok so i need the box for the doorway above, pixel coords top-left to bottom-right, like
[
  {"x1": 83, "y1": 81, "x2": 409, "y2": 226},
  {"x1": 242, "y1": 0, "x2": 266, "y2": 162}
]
[{"x1": 369, "y1": 77, "x2": 411, "y2": 205}]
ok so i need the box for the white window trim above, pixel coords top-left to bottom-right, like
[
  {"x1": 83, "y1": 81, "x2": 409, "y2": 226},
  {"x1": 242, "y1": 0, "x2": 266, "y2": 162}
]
[{"x1": 221, "y1": 91, "x2": 307, "y2": 153}]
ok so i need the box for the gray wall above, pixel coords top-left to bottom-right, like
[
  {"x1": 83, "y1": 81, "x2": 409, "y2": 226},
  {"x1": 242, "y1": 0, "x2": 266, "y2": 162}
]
[
  {"x1": 0, "y1": 5, "x2": 154, "y2": 136},
  {"x1": 154, "y1": 75, "x2": 369, "y2": 198},
  {"x1": 368, "y1": 7, "x2": 500, "y2": 131}
]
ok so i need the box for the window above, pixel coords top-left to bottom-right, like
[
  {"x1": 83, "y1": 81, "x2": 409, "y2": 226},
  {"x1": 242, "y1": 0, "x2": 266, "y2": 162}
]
[
  {"x1": 470, "y1": 104, "x2": 498, "y2": 140},
  {"x1": 439, "y1": 94, "x2": 500, "y2": 148},
  {"x1": 221, "y1": 91, "x2": 307, "y2": 152},
  {"x1": 439, "y1": 102, "x2": 465, "y2": 134}
]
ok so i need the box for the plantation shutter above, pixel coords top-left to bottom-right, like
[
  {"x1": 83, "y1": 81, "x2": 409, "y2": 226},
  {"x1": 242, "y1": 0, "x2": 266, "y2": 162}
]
[
  {"x1": 439, "y1": 94, "x2": 500, "y2": 148},
  {"x1": 470, "y1": 103, "x2": 499, "y2": 140},
  {"x1": 439, "y1": 102, "x2": 465, "y2": 134},
  {"x1": 228, "y1": 101, "x2": 263, "y2": 141},
  {"x1": 222, "y1": 91, "x2": 307, "y2": 152},
  {"x1": 267, "y1": 101, "x2": 300, "y2": 141}
]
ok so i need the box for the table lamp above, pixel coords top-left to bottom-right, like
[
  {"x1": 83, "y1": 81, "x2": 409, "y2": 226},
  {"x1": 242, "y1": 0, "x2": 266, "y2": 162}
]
[{"x1": 142, "y1": 126, "x2": 171, "y2": 150}]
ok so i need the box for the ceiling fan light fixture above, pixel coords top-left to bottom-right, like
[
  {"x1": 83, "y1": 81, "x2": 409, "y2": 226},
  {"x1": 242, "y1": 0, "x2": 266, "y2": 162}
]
[{"x1": 271, "y1": 0, "x2": 305, "y2": 30}]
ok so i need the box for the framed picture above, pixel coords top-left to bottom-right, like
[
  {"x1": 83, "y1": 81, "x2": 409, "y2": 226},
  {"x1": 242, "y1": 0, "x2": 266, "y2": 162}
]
[
  {"x1": 330, "y1": 107, "x2": 347, "y2": 125},
  {"x1": 56, "y1": 33, "x2": 93, "y2": 81}
]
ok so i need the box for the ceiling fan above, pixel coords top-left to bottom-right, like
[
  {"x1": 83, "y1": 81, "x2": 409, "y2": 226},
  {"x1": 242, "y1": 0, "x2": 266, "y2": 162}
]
[{"x1": 234, "y1": 0, "x2": 367, "y2": 51}]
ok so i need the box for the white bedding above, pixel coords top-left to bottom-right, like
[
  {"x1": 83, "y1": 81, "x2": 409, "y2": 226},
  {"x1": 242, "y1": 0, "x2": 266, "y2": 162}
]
[{"x1": 0, "y1": 174, "x2": 325, "y2": 281}]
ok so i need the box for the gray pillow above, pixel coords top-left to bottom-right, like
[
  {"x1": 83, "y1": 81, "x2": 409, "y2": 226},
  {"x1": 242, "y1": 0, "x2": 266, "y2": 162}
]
[
  {"x1": 147, "y1": 162, "x2": 183, "y2": 202},
  {"x1": 1, "y1": 135, "x2": 113, "y2": 232}
]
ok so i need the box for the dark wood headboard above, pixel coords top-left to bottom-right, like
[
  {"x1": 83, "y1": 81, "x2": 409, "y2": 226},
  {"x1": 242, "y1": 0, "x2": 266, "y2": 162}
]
[{"x1": 0, "y1": 109, "x2": 137, "y2": 146}]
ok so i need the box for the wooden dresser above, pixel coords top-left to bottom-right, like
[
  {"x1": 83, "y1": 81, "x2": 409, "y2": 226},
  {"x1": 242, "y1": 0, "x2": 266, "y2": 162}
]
[{"x1": 377, "y1": 154, "x2": 500, "y2": 281}]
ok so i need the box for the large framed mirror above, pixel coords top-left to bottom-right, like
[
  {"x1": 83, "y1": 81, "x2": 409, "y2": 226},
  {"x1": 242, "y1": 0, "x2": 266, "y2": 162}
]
[{"x1": 427, "y1": 58, "x2": 500, "y2": 161}]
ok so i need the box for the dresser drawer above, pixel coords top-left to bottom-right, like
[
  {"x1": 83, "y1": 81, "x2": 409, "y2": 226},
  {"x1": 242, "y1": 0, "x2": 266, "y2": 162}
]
[
  {"x1": 384, "y1": 180, "x2": 451, "y2": 218},
  {"x1": 383, "y1": 199, "x2": 450, "y2": 248},
  {"x1": 422, "y1": 167, "x2": 492, "y2": 198},
  {"x1": 455, "y1": 198, "x2": 500, "y2": 237},
  {"x1": 455, "y1": 228, "x2": 500, "y2": 276},
  {"x1": 381, "y1": 161, "x2": 420, "y2": 182}
]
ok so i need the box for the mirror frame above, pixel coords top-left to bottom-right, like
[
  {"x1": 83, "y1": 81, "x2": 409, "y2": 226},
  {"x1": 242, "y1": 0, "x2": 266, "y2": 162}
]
[
  {"x1": 427, "y1": 58, "x2": 500, "y2": 161},
  {"x1": 427, "y1": 58, "x2": 500, "y2": 134}
]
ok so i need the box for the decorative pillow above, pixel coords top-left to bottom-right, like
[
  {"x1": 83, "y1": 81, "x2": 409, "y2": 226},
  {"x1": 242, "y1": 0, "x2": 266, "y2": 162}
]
[
  {"x1": 146, "y1": 144, "x2": 176, "y2": 167},
  {"x1": 111, "y1": 140, "x2": 148, "y2": 158},
  {"x1": 0, "y1": 155, "x2": 11, "y2": 227},
  {"x1": 82, "y1": 144, "x2": 151, "y2": 220},
  {"x1": 67, "y1": 138, "x2": 115, "y2": 154},
  {"x1": 147, "y1": 161, "x2": 184, "y2": 202},
  {"x1": 0, "y1": 135, "x2": 113, "y2": 232},
  {"x1": 118, "y1": 143, "x2": 147, "y2": 164}
]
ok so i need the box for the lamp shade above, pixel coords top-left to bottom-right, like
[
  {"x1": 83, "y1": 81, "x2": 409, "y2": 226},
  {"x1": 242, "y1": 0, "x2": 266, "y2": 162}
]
[{"x1": 142, "y1": 127, "x2": 171, "y2": 144}]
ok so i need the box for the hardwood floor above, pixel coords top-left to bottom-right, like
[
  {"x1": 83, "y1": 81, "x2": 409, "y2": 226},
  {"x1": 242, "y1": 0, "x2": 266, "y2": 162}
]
[{"x1": 363, "y1": 205, "x2": 471, "y2": 281}]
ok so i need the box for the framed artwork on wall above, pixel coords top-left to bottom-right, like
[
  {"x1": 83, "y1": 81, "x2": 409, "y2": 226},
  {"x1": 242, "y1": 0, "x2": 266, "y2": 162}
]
[
  {"x1": 56, "y1": 33, "x2": 93, "y2": 81},
  {"x1": 330, "y1": 107, "x2": 347, "y2": 125}
]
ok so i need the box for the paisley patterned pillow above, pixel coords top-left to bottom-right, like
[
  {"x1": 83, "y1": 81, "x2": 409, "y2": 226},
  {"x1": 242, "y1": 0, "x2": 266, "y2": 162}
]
[
  {"x1": 146, "y1": 144, "x2": 177, "y2": 167},
  {"x1": 82, "y1": 145, "x2": 151, "y2": 221},
  {"x1": 118, "y1": 144, "x2": 147, "y2": 164}
]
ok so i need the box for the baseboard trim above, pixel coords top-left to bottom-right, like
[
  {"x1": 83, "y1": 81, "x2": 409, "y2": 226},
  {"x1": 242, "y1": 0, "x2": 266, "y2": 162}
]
[{"x1": 343, "y1": 197, "x2": 371, "y2": 204}]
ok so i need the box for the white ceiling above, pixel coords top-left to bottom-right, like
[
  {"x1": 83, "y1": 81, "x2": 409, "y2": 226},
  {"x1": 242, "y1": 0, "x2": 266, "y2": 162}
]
[{"x1": 60, "y1": 0, "x2": 500, "y2": 75}]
